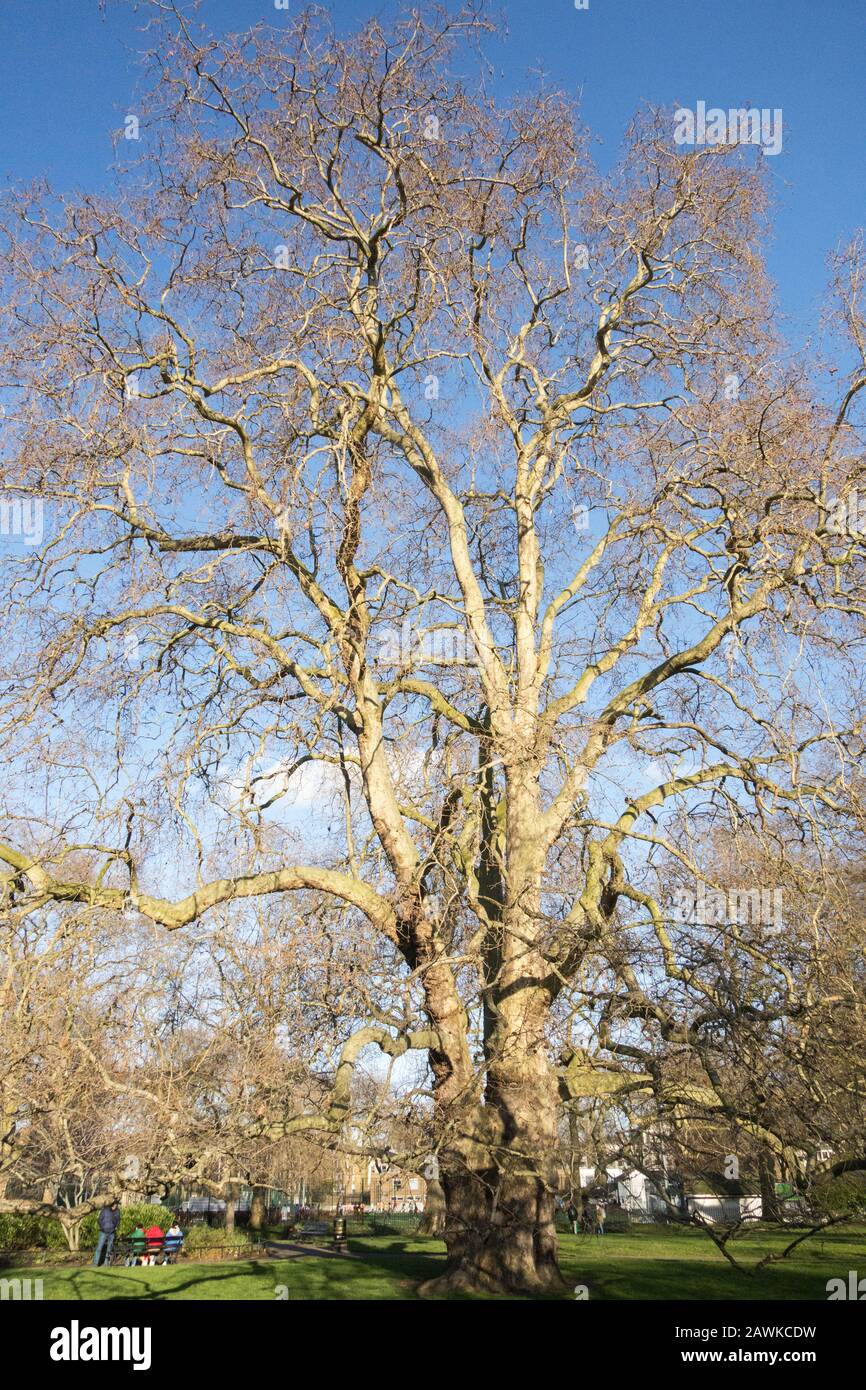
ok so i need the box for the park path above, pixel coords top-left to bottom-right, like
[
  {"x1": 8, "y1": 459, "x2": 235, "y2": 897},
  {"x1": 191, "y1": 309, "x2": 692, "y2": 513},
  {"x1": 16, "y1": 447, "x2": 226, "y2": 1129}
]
[{"x1": 259, "y1": 1239, "x2": 360, "y2": 1262}]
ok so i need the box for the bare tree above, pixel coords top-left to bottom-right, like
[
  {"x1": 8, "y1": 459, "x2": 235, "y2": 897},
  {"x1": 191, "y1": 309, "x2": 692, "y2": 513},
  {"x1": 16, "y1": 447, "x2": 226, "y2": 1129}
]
[
  {"x1": 1, "y1": 4, "x2": 865, "y2": 1292},
  {"x1": 0, "y1": 906, "x2": 169, "y2": 1246}
]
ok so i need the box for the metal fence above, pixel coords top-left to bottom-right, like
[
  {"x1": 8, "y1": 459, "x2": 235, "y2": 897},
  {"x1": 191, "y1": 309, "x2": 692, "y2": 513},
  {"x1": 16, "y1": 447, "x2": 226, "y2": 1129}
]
[
  {"x1": 687, "y1": 1197, "x2": 759, "y2": 1225},
  {"x1": 347, "y1": 1211, "x2": 423, "y2": 1235}
]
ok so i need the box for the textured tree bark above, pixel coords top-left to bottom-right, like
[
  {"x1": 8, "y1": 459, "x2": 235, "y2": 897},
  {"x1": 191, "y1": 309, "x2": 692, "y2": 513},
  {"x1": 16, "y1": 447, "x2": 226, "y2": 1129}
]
[
  {"x1": 759, "y1": 1151, "x2": 782, "y2": 1221},
  {"x1": 417, "y1": 1176, "x2": 446, "y2": 1236},
  {"x1": 59, "y1": 1215, "x2": 83, "y2": 1253},
  {"x1": 224, "y1": 1187, "x2": 237, "y2": 1235},
  {"x1": 419, "y1": 1092, "x2": 564, "y2": 1296},
  {"x1": 438, "y1": 1172, "x2": 562, "y2": 1295},
  {"x1": 417, "y1": 761, "x2": 569, "y2": 1297},
  {"x1": 249, "y1": 1186, "x2": 267, "y2": 1231},
  {"x1": 420, "y1": 1006, "x2": 566, "y2": 1295}
]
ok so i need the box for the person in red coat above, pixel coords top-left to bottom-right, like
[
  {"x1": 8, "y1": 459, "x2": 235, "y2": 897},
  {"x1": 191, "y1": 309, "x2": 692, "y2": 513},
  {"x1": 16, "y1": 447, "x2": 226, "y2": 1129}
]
[{"x1": 144, "y1": 1224, "x2": 164, "y2": 1266}]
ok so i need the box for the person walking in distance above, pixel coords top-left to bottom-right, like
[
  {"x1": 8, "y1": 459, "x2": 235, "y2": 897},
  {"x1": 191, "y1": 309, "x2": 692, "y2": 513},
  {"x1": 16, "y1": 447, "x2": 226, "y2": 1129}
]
[{"x1": 595, "y1": 1201, "x2": 606, "y2": 1236}]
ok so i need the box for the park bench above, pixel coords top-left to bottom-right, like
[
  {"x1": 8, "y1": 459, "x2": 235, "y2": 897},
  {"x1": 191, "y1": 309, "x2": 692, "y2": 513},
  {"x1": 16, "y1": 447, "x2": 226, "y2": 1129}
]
[
  {"x1": 108, "y1": 1235, "x2": 185, "y2": 1266},
  {"x1": 297, "y1": 1220, "x2": 330, "y2": 1239},
  {"x1": 294, "y1": 1218, "x2": 349, "y2": 1251}
]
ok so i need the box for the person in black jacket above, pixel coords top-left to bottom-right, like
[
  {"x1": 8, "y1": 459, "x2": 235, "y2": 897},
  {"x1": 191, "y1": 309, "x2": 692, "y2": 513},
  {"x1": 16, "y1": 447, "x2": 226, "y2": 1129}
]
[{"x1": 92, "y1": 1201, "x2": 121, "y2": 1266}]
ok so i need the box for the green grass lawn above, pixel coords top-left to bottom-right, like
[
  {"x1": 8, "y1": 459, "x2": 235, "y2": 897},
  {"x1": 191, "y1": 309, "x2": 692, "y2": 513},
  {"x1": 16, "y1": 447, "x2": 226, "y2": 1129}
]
[
  {"x1": 558, "y1": 1223, "x2": 866, "y2": 1301},
  {"x1": 8, "y1": 1224, "x2": 865, "y2": 1300}
]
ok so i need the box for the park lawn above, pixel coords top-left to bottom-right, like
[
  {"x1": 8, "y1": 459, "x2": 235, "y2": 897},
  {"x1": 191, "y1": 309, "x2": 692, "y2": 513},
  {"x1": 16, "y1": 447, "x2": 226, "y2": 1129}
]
[
  {"x1": 557, "y1": 1223, "x2": 866, "y2": 1300},
  {"x1": 9, "y1": 1225, "x2": 865, "y2": 1300},
  {"x1": 9, "y1": 1246, "x2": 437, "y2": 1302}
]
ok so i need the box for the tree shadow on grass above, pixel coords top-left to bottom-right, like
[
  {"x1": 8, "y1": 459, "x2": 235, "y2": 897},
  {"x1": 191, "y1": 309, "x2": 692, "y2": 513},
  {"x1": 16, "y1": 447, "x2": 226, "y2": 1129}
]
[
  {"x1": 573, "y1": 1258, "x2": 830, "y2": 1301},
  {"x1": 261, "y1": 1239, "x2": 357, "y2": 1261},
  {"x1": 341, "y1": 1237, "x2": 458, "y2": 1298},
  {"x1": 53, "y1": 1264, "x2": 267, "y2": 1301}
]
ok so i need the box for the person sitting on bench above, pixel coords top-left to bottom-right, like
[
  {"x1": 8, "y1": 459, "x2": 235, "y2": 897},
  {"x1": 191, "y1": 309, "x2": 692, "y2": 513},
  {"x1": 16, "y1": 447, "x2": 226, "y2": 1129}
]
[
  {"x1": 162, "y1": 1221, "x2": 184, "y2": 1264},
  {"x1": 125, "y1": 1224, "x2": 147, "y2": 1266},
  {"x1": 144, "y1": 1223, "x2": 164, "y2": 1265}
]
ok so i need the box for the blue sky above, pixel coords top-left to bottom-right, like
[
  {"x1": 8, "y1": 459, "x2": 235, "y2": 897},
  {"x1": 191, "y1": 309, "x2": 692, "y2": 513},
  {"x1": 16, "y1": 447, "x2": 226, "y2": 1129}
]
[{"x1": 0, "y1": 0, "x2": 863, "y2": 337}]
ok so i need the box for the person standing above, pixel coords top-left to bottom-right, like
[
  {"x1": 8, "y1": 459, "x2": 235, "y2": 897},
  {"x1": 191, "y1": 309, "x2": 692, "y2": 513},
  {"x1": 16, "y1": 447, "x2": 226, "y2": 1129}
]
[
  {"x1": 92, "y1": 1201, "x2": 121, "y2": 1266},
  {"x1": 595, "y1": 1201, "x2": 606, "y2": 1236},
  {"x1": 566, "y1": 1200, "x2": 579, "y2": 1235}
]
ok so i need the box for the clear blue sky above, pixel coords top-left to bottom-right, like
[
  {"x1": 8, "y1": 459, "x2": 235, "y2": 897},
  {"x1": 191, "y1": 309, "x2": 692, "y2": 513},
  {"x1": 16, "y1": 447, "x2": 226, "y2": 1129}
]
[{"x1": 0, "y1": 0, "x2": 863, "y2": 337}]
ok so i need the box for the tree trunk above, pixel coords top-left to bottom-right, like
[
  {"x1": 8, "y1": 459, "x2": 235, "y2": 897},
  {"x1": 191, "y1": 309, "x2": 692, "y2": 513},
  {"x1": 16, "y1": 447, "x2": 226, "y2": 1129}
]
[
  {"x1": 60, "y1": 1215, "x2": 82, "y2": 1252},
  {"x1": 759, "y1": 1152, "x2": 781, "y2": 1221},
  {"x1": 249, "y1": 1186, "x2": 267, "y2": 1231},
  {"x1": 417, "y1": 769, "x2": 567, "y2": 1296},
  {"x1": 419, "y1": 1058, "x2": 566, "y2": 1296},
  {"x1": 224, "y1": 1187, "x2": 237, "y2": 1235},
  {"x1": 418, "y1": 1177, "x2": 446, "y2": 1236},
  {"x1": 432, "y1": 1167, "x2": 562, "y2": 1296}
]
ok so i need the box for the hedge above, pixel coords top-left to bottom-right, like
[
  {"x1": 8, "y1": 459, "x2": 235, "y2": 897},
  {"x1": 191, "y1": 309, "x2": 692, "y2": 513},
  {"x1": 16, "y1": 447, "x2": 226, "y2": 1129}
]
[{"x1": 0, "y1": 1202, "x2": 175, "y2": 1253}]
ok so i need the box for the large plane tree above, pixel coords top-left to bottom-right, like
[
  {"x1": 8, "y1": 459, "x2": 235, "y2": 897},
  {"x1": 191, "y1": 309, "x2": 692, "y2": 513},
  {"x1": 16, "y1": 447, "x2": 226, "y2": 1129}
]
[{"x1": 1, "y1": 4, "x2": 865, "y2": 1293}]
